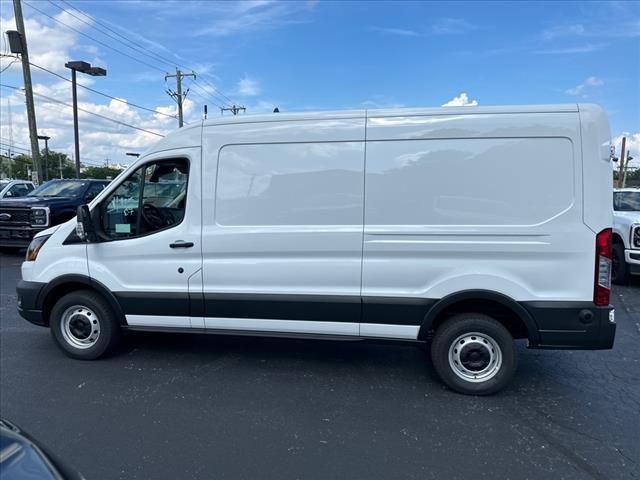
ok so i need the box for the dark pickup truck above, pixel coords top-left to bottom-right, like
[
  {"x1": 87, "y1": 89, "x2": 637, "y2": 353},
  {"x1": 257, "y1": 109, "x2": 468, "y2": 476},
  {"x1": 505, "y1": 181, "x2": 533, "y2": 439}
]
[{"x1": 0, "y1": 179, "x2": 109, "y2": 249}]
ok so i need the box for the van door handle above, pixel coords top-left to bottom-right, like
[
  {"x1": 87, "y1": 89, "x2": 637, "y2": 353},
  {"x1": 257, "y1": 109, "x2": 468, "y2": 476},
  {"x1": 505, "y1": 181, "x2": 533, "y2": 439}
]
[{"x1": 169, "y1": 241, "x2": 194, "y2": 249}]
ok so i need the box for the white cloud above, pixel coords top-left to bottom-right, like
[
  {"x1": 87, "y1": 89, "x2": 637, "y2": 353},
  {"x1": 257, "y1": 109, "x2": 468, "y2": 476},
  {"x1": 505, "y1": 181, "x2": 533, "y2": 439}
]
[
  {"x1": 236, "y1": 76, "x2": 260, "y2": 96},
  {"x1": 370, "y1": 26, "x2": 420, "y2": 37},
  {"x1": 535, "y1": 43, "x2": 606, "y2": 55},
  {"x1": 541, "y1": 20, "x2": 640, "y2": 40},
  {"x1": 565, "y1": 76, "x2": 604, "y2": 96},
  {"x1": 360, "y1": 94, "x2": 404, "y2": 109},
  {"x1": 193, "y1": 1, "x2": 312, "y2": 37},
  {"x1": 431, "y1": 18, "x2": 476, "y2": 35},
  {"x1": 370, "y1": 18, "x2": 475, "y2": 37},
  {"x1": 442, "y1": 92, "x2": 478, "y2": 107}
]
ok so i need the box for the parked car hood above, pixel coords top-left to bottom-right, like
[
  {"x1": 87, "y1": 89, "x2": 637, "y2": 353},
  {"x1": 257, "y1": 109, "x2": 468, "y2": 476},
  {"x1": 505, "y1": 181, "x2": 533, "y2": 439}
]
[
  {"x1": 0, "y1": 196, "x2": 75, "y2": 208},
  {"x1": 613, "y1": 210, "x2": 640, "y2": 224}
]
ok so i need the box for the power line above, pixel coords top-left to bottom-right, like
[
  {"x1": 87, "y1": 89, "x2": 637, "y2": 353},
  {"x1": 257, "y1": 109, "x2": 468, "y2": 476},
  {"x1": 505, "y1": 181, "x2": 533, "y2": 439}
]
[
  {"x1": 1, "y1": 83, "x2": 165, "y2": 137},
  {"x1": 47, "y1": 0, "x2": 175, "y2": 72},
  {"x1": 25, "y1": 59, "x2": 182, "y2": 121},
  {"x1": 0, "y1": 138, "x2": 30, "y2": 149},
  {"x1": 191, "y1": 79, "x2": 232, "y2": 108},
  {"x1": 54, "y1": 0, "x2": 239, "y2": 106},
  {"x1": 0, "y1": 141, "x2": 30, "y2": 153},
  {"x1": 22, "y1": 0, "x2": 167, "y2": 73},
  {"x1": 0, "y1": 142, "x2": 102, "y2": 167},
  {"x1": 0, "y1": 55, "x2": 19, "y2": 74}
]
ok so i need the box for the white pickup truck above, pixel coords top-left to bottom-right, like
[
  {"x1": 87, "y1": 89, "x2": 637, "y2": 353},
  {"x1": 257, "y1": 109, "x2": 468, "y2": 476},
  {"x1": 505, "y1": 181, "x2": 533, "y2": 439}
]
[{"x1": 612, "y1": 188, "x2": 640, "y2": 283}]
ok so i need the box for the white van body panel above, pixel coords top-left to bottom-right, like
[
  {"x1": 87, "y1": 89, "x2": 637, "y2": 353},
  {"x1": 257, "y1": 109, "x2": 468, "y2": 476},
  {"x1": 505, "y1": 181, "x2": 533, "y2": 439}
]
[{"x1": 362, "y1": 110, "x2": 595, "y2": 302}]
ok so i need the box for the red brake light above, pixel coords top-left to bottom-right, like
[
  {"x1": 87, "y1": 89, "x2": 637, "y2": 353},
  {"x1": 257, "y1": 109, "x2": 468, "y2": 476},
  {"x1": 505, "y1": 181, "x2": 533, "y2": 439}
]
[{"x1": 594, "y1": 228, "x2": 612, "y2": 306}]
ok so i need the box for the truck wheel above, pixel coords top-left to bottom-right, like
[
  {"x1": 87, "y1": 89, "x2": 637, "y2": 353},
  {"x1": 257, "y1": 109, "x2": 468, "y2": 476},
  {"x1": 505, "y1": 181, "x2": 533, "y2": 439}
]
[
  {"x1": 50, "y1": 290, "x2": 121, "y2": 360},
  {"x1": 612, "y1": 243, "x2": 629, "y2": 284},
  {"x1": 431, "y1": 313, "x2": 517, "y2": 395}
]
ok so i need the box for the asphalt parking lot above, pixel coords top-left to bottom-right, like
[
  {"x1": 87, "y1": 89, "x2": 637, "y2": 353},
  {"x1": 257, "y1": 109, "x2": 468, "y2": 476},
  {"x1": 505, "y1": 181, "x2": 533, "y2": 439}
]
[{"x1": 1, "y1": 249, "x2": 639, "y2": 480}]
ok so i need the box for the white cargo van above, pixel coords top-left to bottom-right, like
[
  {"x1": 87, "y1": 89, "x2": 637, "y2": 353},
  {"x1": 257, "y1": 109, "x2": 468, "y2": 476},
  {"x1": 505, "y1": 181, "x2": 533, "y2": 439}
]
[{"x1": 17, "y1": 104, "x2": 616, "y2": 395}]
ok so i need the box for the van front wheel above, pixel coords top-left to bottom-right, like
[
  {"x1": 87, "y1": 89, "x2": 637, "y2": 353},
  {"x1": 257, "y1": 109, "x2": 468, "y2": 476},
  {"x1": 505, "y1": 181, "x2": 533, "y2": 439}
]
[
  {"x1": 431, "y1": 313, "x2": 516, "y2": 395},
  {"x1": 50, "y1": 290, "x2": 121, "y2": 360}
]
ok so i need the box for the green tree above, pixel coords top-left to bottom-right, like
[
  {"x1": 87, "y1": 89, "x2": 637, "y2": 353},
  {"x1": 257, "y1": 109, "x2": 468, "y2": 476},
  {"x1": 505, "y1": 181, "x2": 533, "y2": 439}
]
[
  {"x1": 1, "y1": 151, "x2": 78, "y2": 181},
  {"x1": 80, "y1": 166, "x2": 123, "y2": 180}
]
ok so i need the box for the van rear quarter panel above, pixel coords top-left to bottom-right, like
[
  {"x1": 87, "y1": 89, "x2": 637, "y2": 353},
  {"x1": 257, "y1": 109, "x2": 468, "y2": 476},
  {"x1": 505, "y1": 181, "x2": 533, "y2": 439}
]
[
  {"x1": 363, "y1": 110, "x2": 595, "y2": 302},
  {"x1": 579, "y1": 104, "x2": 613, "y2": 234}
]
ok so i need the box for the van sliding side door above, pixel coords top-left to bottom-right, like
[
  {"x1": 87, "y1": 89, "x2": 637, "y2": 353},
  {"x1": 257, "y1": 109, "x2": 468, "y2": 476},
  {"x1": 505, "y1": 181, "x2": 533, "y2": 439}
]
[{"x1": 200, "y1": 116, "x2": 366, "y2": 336}]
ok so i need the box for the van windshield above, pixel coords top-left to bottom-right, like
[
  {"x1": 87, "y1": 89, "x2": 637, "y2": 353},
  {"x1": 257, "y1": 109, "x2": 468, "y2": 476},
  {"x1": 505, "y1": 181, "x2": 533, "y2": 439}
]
[{"x1": 613, "y1": 191, "x2": 640, "y2": 211}]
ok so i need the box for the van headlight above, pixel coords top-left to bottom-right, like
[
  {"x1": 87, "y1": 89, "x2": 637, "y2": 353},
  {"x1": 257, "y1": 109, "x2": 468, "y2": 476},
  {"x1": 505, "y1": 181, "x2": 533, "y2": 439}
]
[
  {"x1": 26, "y1": 235, "x2": 51, "y2": 262},
  {"x1": 30, "y1": 207, "x2": 49, "y2": 227}
]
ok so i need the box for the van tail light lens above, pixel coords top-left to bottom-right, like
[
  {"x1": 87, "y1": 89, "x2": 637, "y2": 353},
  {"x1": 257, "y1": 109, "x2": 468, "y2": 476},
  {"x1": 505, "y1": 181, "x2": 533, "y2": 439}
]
[{"x1": 594, "y1": 228, "x2": 612, "y2": 306}]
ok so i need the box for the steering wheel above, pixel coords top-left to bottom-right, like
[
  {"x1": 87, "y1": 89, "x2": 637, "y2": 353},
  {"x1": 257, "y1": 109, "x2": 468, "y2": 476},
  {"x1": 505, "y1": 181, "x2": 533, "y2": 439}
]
[{"x1": 141, "y1": 203, "x2": 168, "y2": 230}]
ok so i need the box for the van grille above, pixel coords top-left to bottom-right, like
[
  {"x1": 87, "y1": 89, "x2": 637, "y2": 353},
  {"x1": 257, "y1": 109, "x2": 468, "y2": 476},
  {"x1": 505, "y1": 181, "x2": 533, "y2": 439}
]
[
  {"x1": 633, "y1": 225, "x2": 640, "y2": 249},
  {"x1": 0, "y1": 208, "x2": 31, "y2": 226}
]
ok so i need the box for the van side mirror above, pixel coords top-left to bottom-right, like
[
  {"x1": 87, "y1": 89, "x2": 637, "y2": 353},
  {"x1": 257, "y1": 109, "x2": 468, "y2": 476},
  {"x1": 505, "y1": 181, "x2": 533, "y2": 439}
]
[{"x1": 76, "y1": 205, "x2": 96, "y2": 242}]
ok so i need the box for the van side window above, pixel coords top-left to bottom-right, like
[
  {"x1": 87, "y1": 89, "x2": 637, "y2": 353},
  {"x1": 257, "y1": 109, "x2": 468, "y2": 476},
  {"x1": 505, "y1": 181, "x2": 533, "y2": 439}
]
[{"x1": 100, "y1": 159, "x2": 189, "y2": 239}]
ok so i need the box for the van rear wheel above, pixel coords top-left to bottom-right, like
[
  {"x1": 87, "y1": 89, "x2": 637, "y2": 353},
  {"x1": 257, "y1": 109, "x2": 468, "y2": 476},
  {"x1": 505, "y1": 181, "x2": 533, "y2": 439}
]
[
  {"x1": 50, "y1": 290, "x2": 121, "y2": 360},
  {"x1": 431, "y1": 313, "x2": 516, "y2": 395}
]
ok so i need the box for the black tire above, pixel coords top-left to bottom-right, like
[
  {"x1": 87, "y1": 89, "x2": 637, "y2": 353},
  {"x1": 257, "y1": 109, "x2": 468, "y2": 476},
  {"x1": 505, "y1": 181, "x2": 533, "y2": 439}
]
[
  {"x1": 612, "y1": 243, "x2": 629, "y2": 285},
  {"x1": 430, "y1": 313, "x2": 517, "y2": 395},
  {"x1": 50, "y1": 290, "x2": 121, "y2": 360}
]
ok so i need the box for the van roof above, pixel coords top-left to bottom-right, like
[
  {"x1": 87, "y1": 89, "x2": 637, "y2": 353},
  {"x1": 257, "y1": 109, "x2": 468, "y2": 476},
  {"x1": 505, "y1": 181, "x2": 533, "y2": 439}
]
[{"x1": 201, "y1": 103, "x2": 581, "y2": 127}]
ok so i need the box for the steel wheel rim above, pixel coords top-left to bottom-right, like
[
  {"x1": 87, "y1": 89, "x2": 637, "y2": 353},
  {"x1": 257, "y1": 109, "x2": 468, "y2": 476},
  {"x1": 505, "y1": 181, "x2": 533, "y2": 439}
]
[
  {"x1": 60, "y1": 305, "x2": 100, "y2": 349},
  {"x1": 448, "y1": 331, "x2": 502, "y2": 383}
]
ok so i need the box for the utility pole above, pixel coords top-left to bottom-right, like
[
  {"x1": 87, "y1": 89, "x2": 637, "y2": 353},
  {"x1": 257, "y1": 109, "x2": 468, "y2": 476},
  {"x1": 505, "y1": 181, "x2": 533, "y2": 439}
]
[
  {"x1": 617, "y1": 137, "x2": 626, "y2": 188},
  {"x1": 165, "y1": 69, "x2": 195, "y2": 128},
  {"x1": 220, "y1": 105, "x2": 246, "y2": 115},
  {"x1": 10, "y1": 0, "x2": 40, "y2": 184},
  {"x1": 37, "y1": 135, "x2": 50, "y2": 181},
  {"x1": 622, "y1": 151, "x2": 634, "y2": 188}
]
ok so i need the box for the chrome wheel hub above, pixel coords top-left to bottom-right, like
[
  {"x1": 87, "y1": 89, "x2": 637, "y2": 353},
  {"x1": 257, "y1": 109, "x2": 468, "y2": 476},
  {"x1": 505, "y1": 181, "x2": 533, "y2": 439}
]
[
  {"x1": 60, "y1": 305, "x2": 100, "y2": 349},
  {"x1": 448, "y1": 332, "x2": 502, "y2": 383}
]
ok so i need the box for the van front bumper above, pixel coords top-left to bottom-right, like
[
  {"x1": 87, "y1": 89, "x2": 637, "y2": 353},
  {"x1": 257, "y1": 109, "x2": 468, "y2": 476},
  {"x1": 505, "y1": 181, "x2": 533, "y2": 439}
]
[
  {"x1": 16, "y1": 280, "x2": 46, "y2": 326},
  {"x1": 524, "y1": 302, "x2": 616, "y2": 350}
]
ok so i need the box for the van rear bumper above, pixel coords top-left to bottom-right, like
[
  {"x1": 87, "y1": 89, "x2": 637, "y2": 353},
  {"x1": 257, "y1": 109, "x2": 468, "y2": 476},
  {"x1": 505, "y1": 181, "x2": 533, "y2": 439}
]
[
  {"x1": 524, "y1": 302, "x2": 615, "y2": 350},
  {"x1": 16, "y1": 280, "x2": 46, "y2": 326}
]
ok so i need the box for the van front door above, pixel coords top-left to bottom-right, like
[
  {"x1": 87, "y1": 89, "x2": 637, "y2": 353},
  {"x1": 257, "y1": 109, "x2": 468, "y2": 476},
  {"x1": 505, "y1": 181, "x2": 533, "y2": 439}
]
[{"x1": 87, "y1": 151, "x2": 202, "y2": 329}]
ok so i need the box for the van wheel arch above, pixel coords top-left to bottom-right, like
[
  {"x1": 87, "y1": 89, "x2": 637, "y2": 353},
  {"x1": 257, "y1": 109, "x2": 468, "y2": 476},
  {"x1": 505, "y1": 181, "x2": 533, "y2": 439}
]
[
  {"x1": 39, "y1": 275, "x2": 126, "y2": 327},
  {"x1": 418, "y1": 290, "x2": 538, "y2": 345}
]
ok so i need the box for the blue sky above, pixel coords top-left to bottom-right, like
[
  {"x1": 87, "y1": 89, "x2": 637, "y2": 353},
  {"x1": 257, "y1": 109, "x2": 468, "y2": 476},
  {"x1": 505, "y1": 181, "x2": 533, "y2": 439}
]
[{"x1": 0, "y1": 0, "x2": 639, "y2": 166}]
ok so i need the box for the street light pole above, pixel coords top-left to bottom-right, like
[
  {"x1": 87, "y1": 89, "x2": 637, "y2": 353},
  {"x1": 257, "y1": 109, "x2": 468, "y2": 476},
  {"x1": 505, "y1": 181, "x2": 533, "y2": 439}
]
[
  {"x1": 71, "y1": 68, "x2": 80, "y2": 178},
  {"x1": 37, "y1": 135, "x2": 50, "y2": 181},
  {"x1": 65, "y1": 61, "x2": 106, "y2": 178}
]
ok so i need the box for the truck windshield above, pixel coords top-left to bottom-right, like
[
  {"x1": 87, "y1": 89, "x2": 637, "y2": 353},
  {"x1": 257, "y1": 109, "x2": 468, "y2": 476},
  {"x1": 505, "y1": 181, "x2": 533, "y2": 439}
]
[
  {"x1": 613, "y1": 191, "x2": 640, "y2": 211},
  {"x1": 28, "y1": 180, "x2": 87, "y2": 198}
]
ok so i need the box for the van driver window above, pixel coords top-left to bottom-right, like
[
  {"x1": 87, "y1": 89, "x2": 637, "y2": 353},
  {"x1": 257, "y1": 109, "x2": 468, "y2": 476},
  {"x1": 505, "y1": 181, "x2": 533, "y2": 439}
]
[{"x1": 100, "y1": 159, "x2": 189, "y2": 239}]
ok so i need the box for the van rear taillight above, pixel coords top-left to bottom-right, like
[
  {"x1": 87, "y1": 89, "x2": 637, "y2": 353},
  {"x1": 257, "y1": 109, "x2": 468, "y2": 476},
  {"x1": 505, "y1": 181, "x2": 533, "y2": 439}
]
[{"x1": 594, "y1": 228, "x2": 612, "y2": 306}]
